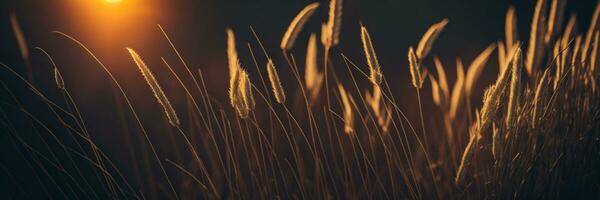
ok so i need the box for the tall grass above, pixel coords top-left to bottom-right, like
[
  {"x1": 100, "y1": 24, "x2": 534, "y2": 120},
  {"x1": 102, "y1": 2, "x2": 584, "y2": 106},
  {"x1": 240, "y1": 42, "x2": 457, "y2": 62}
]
[{"x1": 1, "y1": 0, "x2": 599, "y2": 199}]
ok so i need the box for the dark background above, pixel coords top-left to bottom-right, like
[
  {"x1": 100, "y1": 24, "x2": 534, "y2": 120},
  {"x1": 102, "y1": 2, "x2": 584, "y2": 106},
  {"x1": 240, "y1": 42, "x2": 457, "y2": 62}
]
[{"x1": 0, "y1": 0, "x2": 597, "y2": 198}]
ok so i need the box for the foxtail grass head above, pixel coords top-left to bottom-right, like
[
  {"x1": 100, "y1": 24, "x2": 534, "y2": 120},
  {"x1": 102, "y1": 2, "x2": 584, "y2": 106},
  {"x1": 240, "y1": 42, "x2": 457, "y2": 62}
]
[
  {"x1": 280, "y1": 2, "x2": 320, "y2": 50},
  {"x1": 127, "y1": 48, "x2": 180, "y2": 127},
  {"x1": 267, "y1": 59, "x2": 286, "y2": 104},
  {"x1": 322, "y1": 0, "x2": 343, "y2": 48},
  {"x1": 360, "y1": 25, "x2": 383, "y2": 85}
]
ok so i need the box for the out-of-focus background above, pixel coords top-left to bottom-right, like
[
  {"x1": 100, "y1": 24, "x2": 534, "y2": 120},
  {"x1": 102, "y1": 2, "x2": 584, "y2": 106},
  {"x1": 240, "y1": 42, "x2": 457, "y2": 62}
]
[{"x1": 0, "y1": 0, "x2": 597, "y2": 197}]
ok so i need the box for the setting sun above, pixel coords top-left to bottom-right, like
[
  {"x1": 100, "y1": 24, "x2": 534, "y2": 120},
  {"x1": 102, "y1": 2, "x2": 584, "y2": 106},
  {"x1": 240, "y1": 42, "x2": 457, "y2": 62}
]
[{"x1": 105, "y1": 0, "x2": 121, "y2": 4}]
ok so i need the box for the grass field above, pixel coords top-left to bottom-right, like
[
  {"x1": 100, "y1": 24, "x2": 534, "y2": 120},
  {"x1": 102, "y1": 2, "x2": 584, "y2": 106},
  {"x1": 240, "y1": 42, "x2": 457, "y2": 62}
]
[{"x1": 0, "y1": 0, "x2": 599, "y2": 199}]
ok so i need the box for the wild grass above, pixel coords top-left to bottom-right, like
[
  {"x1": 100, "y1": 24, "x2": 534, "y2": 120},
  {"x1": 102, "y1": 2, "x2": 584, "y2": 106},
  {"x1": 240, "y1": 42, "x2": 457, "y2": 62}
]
[{"x1": 1, "y1": 0, "x2": 599, "y2": 199}]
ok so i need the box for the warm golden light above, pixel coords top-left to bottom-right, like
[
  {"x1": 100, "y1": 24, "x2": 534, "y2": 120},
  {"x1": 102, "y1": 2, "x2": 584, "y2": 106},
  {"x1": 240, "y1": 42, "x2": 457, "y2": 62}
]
[{"x1": 105, "y1": 0, "x2": 122, "y2": 4}]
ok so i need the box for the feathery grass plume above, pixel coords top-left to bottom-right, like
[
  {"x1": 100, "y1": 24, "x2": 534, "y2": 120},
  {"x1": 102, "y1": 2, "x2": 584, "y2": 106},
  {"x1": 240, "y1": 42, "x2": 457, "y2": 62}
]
[
  {"x1": 505, "y1": 48, "x2": 523, "y2": 127},
  {"x1": 310, "y1": 71, "x2": 323, "y2": 104},
  {"x1": 322, "y1": 0, "x2": 343, "y2": 48},
  {"x1": 226, "y1": 29, "x2": 243, "y2": 102},
  {"x1": 236, "y1": 69, "x2": 254, "y2": 118},
  {"x1": 552, "y1": 40, "x2": 562, "y2": 91},
  {"x1": 240, "y1": 69, "x2": 255, "y2": 110},
  {"x1": 10, "y1": 12, "x2": 29, "y2": 62},
  {"x1": 280, "y1": 2, "x2": 320, "y2": 50},
  {"x1": 338, "y1": 84, "x2": 354, "y2": 134},
  {"x1": 582, "y1": 3, "x2": 600, "y2": 64},
  {"x1": 460, "y1": 56, "x2": 512, "y2": 175},
  {"x1": 230, "y1": 69, "x2": 254, "y2": 118},
  {"x1": 450, "y1": 58, "x2": 465, "y2": 120},
  {"x1": 465, "y1": 43, "x2": 497, "y2": 97},
  {"x1": 365, "y1": 91, "x2": 374, "y2": 106},
  {"x1": 545, "y1": 0, "x2": 566, "y2": 43},
  {"x1": 477, "y1": 53, "x2": 513, "y2": 137},
  {"x1": 560, "y1": 14, "x2": 577, "y2": 73},
  {"x1": 229, "y1": 68, "x2": 241, "y2": 109},
  {"x1": 502, "y1": 41, "x2": 521, "y2": 74},
  {"x1": 365, "y1": 86, "x2": 381, "y2": 117},
  {"x1": 477, "y1": 88, "x2": 495, "y2": 129},
  {"x1": 227, "y1": 29, "x2": 241, "y2": 107},
  {"x1": 526, "y1": 0, "x2": 548, "y2": 76},
  {"x1": 569, "y1": 35, "x2": 583, "y2": 83},
  {"x1": 498, "y1": 41, "x2": 507, "y2": 73},
  {"x1": 408, "y1": 47, "x2": 424, "y2": 88},
  {"x1": 430, "y1": 75, "x2": 442, "y2": 107},
  {"x1": 305, "y1": 34, "x2": 324, "y2": 102},
  {"x1": 416, "y1": 19, "x2": 449, "y2": 59},
  {"x1": 434, "y1": 57, "x2": 449, "y2": 101},
  {"x1": 53, "y1": 67, "x2": 65, "y2": 90},
  {"x1": 360, "y1": 25, "x2": 383, "y2": 85},
  {"x1": 455, "y1": 124, "x2": 478, "y2": 184},
  {"x1": 227, "y1": 28, "x2": 240, "y2": 77},
  {"x1": 491, "y1": 123, "x2": 499, "y2": 160},
  {"x1": 246, "y1": 76, "x2": 256, "y2": 110},
  {"x1": 320, "y1": 23, "x2": 330, "y2": 47},
  {"x1": 562, "y1": 15, "x2": 577, "y2": 47},
  {"x1": 533, "y1": 69, "x2": 550, "y2": 128},
  {"x1": 505, "y1": 6, "x2": 518, "y2": 51},
  {"x1": 380, "y1": 105, "x2": 393, "y2": 133},
  {"x1": 304, "y1": 33, "x2": 320, "y2": 90},
  {"x1": 305, "y1": 34, "x2": 318, "y2": 89},
  {"x1": 267, "y1": 59, "x2": 286, "y2": 103},
  {"x1": 554, "y1": 35, "x2": 571, "y2": 90},
  {"x1": 127, "y1": 48, "x2": 180, "y2": 127},
  {"x1": 234, "y1": 75, "x2": 249, "y2": 118},
  {"x1": 366, "y1": 85, "x2": 391, "y2": 133}
]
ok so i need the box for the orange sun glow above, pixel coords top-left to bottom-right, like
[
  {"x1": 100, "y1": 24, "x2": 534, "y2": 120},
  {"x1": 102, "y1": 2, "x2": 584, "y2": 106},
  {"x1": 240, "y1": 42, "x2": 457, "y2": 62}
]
[{"x1": 105, "y1": 0, "x2": 122, "y2": 4}]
